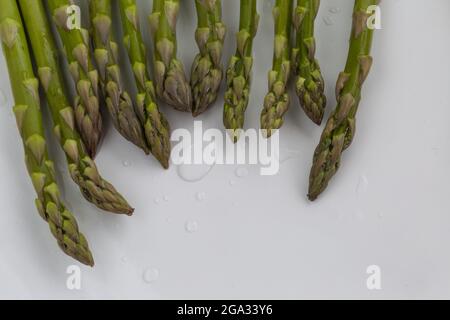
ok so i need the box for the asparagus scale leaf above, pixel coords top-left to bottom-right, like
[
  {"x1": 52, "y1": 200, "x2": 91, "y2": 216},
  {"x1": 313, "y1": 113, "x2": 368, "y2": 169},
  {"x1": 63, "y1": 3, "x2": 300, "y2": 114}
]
[
  {"x1": 119, "y1": 0, "x2": 172, "y2": 169},
  {"x1": 223, "y1": 0, "x2": 259, "y2": 142},
  {"x1": 0, "y1": 0, "x2": 94, "y2": 266},
  {"x1": 292, "y1": 0, "x2": 327, "y2": 125},
  {"x1": 47, "y1": 0, "x2": 103, "y2": 158},
  {"x1": 308, "y1": 0, "x2": 378, "y2": 200},
  {"x1": 191, "y1": 0, "x2": 226, "y2": 117},
  {"x1": 19, "y1": 0, "x2": 134, "y2": 215},
  {"x1": 90, "y1": 0, "x2": 149, "y2": 154},
  {"x1": 260, "y1": 0, "x2": 294, "y2": 137},
  {"x1": 149, "y1": 0, "x2": 192, "y2": 112}
]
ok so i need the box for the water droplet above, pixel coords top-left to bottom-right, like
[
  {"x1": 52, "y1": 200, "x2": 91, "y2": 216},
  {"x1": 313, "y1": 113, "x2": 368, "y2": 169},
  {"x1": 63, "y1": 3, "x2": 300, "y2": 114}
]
[
  {"x1": 235, "y1": 167, "x2": 249, "y2": 178},
  {"x1": 185, "y1": 220, "x2": 199, "y2": 233},
  {"x1": 0, "y1": 89, "x2": 6, "y2": 107},
  {"x1": 323, "y1": 16, "x2": 334, "y2": 26},
  {"x1": 356, "y1": 175, "x2": 369, "y2": 195},
  {"x1": 196, "y1": 192, "x2": 206, "y2": 202},
  {"x1": 177, "y1": 163, "x2": 215, "y2": 183},
  {"x1": 378, "y1": 211, "x2": 384, "y2": 219},
  {"x1": 229, "y1": 180, "x2": 236, "y2": 186},
  {"x1": 121, "y1": 256, "x2": 128, "y2": 263},
  {"x1": 166, "y1": 217, "x2": 173, "y2": 224},
  {"x1": 143, "y1": 267, "x2": 159, "y2": 283},
  {"x1": 163, "y1": 195, "x2": 170, "y2": 202},
  {"x1": 122, "y1": 160, "x2": 131, "y2": 167},
  {"x1": 154, "y1": 197, "x2": 161, "y2": 205},
  {"x1": 329, "y1": 7, "x2": 341, "y2": 14}
]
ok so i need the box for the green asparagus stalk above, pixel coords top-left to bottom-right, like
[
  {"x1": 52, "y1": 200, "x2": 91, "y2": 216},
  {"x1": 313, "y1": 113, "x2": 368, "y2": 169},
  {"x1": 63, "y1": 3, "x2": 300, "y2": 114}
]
[
  {"x1": 292, "y1": 0, "x2": 326, "y2": 125},
  {"x1": 260, "y1": 0, "x2": 294, "y2": 137},
  {"x1": 89, "y1": 0, "x2": 148, "y2": 154},
  {"x1": 119, "y1": 0, "x2": 171, "y2": 169},
  {"x1": 47, "y1": 0, "x2": 102, "y2": 158},
  {"x1": 19, "y1": 0, "x2": 134, "y2": 215},
  {"x1": 0, "y1": 0, "x2": 94, "y2": 265},
  {"x1": 308, "y1": 0, "x2": 378, "y2": 200},
  {"x1": 149, "y1": 0, "x2": 192, "y2": 112},
  {"x1": 223, "y1": 0, "x2": 259, "y2": 142},
  {"x1": 190, "y1": 0, "x2": 226, "y2": 117}
]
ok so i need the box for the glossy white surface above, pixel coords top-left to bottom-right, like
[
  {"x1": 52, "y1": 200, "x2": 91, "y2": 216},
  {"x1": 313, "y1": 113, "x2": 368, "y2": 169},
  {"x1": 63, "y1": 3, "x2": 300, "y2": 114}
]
[{"x1": 1, "y1": 0, "x2": 449, "y2": 299}]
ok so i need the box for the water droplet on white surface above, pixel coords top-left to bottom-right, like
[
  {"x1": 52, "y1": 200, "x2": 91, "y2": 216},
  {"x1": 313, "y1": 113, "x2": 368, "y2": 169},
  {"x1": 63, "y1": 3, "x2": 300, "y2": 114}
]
[
  {"x1": 323, "y1": 16, "x2": 334, "y2": 26},
  {"x1": 143, "y1": 267, "x2": 159, "y2": 283},
  {"x1": 154, "y1": 197, "x2": 161, "y2": 205},
  {"x1": 356, "y1": 175, "x2": 369, "y2": 195},
  {"x1": 229, "y1": 180, "x2": 236, "y2": 186},
  {"x1": 122, "y1": 160, "x2": 131, "y2": 167},
  {"x1": 329, "y1": 7, "x2": 341, "y2": 14},
  {"x1": 185, "y1": 220, "x2": 199, "y2": 233},
  {"x1": 121, "y1": 256, "x2": 128, "y2": 263},
  {"x1": 235, "y1": 167, "x2": 249, "y2": 178},
  {"x1": 163, "y1": 195, "x2": 170, "y2": 202},
  {"x1": 177, "y1": 163, "x2": 215, "y2": 183},
  {"x1": 196, "y1": 192, "x2": 206, "y2": 201},
  {"x1": 0, "y1": 89, "x2": 6, "y2": 107},
  {"x1": 166, "y1": 217, "x2": 173, "y2": 224}
]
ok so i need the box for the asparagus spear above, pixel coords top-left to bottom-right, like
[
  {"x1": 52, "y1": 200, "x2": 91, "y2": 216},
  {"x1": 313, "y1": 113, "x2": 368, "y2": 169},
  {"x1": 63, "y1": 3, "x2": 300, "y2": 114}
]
[
  {"x1": 89, "y1": 0, "x2": 148, "y2": 154},
  {"x1": 47, "y1": 0, "x2": 102, "y2": 158},
  {"x1": 223, "y1": 0, "x2": 259, "y2": 142},
  {"x1": 260, "y1": 0, "x2": 294, "y2": 137},
  {"x1": 292, "y1": 0, "x2": 326, "y2": 125},
  {"x1": 19, "y1": 0, "x2": 134, "y2": 215},
  {"x1": 119, "y1": 0, "x2": 171, "y2": 169},
  {"x1": 308, "y1": 0, "x2": 378, "y2": 200},
  {"x1": 0, "y1": 0, "x2": 94, "y2": 265},
  {"x1": 190, "y1": 0, "x2": 226, "y2": 117},
  {"x1": 149, "y1": 0, "x2": 192, "y2": 112}
]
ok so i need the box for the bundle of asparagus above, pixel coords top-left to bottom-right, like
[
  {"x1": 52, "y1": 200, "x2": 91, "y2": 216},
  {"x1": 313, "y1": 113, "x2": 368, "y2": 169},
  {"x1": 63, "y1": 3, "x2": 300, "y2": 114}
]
[
  {"x1": 308, "y1": 0, "x2": 378, "y2": 200},
  {"x1": 0, "y1": 0, "x2": 381, "y2": 266},
  {"x1": 0, "y1": 0, "x2": 94, "y2": 265},
  {"x1": 19, "y1": 0, "x2": 133, "y2": 215},
  {"x1": 223, "y1": 0, "x2": 259, "y2": 142}
]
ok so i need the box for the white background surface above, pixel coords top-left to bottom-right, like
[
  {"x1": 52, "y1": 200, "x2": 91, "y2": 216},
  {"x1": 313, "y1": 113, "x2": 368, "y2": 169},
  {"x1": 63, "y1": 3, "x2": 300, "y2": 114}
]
[{"x1": 1, "y1": 0, "x2": 450, "y2": 299}]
